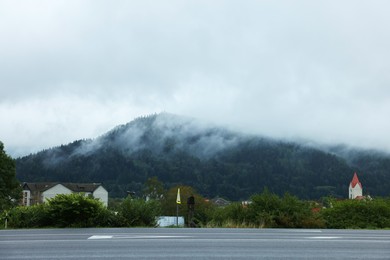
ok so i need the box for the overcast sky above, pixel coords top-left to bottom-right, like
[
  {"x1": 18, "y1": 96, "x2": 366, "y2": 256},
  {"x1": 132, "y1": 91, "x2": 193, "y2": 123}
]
[{"x1": 1, "y1": 0, "x2": 390, "y2": 157}]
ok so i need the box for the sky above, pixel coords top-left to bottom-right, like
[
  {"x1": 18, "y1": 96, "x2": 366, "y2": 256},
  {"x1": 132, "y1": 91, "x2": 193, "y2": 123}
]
[{"x1": 1, "y1": 0, "x2": 390, "y2": 157}]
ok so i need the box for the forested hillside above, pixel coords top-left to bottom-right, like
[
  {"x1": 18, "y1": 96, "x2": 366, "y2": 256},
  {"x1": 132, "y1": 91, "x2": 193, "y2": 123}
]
[{"x1": 15, "y1": 113, "x2": 390, "y2": 200}]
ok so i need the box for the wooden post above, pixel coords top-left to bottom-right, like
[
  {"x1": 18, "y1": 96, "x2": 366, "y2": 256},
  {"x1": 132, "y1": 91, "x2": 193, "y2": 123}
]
[
  {"x1": 5, "y1": 212, "x2": 8, "y2": 229},
  {"x1": 176, "y1": 203, "x2": 179, "y2": 227}
]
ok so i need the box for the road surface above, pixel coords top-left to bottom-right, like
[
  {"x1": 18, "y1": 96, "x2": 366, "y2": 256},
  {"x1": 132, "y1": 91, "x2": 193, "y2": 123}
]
[{"x1": 1, "y1": 228, "x2": 390, "y2": 259}]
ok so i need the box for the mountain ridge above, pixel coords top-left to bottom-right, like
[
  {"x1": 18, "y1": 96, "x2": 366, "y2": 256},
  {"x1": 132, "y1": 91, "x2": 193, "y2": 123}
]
[{"x1": 15, "y1": 113, "x2": 390, "y2": 200}]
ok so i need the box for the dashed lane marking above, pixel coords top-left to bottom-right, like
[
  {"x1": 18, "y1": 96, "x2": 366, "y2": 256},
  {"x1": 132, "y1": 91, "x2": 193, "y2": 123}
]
[
  {"x1": 306, "y1": 236, "x2": 341, "y2": 239},
  {"x1": 88, "y1": 235, "x2": 190, "y2": 240},
  {"x1": 88, "y1": 235, "x2": 113, "y2": 239}
]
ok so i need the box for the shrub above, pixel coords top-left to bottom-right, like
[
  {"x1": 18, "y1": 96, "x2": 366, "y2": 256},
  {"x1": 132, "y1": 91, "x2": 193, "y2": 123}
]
[
  {"x1": 321, "y1": 198, "x2": 390, "y2": 229},
  {"x1": 46, "y1": 193, "x2": 107, "y2": 227},
  {"x1": 3, "y1": 204, "x2": 49, "y2": 228},
  {"x1": 247, "y1": 190, "x2": 324, "y2": 228},
  {"x1": 119, "y1": 198, "x2": 161, "y2": 227},
  {"x1": 207, "y1": 202, "x2": 250, "y2": 227}
]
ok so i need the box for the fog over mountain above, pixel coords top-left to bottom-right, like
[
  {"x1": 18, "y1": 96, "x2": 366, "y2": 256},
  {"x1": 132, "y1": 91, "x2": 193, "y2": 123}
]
[
  {"x1": 2, "y1": 1, "x2": 390, "y2": 157},
  {"x1": 41, "y1": 113, "x2": 246, "y2": 164},
  {"x1": 16, "y1": 113, "x2": 390, "y2": 200}
]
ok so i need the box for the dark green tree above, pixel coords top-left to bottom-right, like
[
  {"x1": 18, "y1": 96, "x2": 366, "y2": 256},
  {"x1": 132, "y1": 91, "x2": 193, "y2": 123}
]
[
  {"x1": 143, "y1": 176, "x2": 166, "y2": 200},
  {"x1": 0, "y1": 142, "x2": 21, "y2": 211}
]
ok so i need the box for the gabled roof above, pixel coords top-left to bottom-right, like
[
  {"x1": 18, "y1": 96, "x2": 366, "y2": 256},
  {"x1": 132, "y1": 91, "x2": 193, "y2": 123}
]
[
  {"x1": 210, "y1": 197, "x2": 231, "y2": 207},
  {"x1": 23, "y1": 182, "x2": 59, "y2": 192},
  {"x1": 62, "y1": 183, "x2": 103, "y2": 193},
  {"x1": 23, "y1": 182, "x2": 104, "y2": 193},
  {"x1": 350, "y1": 172, "x2": 362, "y2": 189}
]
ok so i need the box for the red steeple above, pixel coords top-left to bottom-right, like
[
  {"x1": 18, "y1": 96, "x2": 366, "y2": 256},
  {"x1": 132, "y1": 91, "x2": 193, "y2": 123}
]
[{"x1": 350, "y1": 172, "x2": 362, "y2": 189}]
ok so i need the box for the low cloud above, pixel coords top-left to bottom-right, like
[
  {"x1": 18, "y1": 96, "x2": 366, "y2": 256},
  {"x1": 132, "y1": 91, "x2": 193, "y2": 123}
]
[{"x1": 1, "y1": 1, "x2": 390, "y2": 156}]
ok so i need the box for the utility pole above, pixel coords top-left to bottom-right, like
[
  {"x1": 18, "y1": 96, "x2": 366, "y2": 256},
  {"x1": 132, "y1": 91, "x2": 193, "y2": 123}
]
[{"x1": 5, "y1": 211, "x2": 8, "y2": 229}]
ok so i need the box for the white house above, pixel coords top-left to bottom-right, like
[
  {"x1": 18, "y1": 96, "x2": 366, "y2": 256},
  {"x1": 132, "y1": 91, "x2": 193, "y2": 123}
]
[
  {"x1": 22, "y1": 182, "x2": 108, "y2": 207},
  {"x1": 349, "y1": 172, "x2": 363, "y2": 199}
]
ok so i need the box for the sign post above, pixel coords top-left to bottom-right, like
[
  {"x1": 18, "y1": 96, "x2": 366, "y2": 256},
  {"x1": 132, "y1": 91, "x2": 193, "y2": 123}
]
[
  {"x1": 4, "y1": 211, "x2": 8, "y2": 229},
  {"x1": 176, "y1": 188, "x2": 181, "y2": 226}
]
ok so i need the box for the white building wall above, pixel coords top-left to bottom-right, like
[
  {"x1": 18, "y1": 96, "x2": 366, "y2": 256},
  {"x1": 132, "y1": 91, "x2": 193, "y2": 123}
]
[
  {"x1": 42, "y1": 184, "x2": 72, "y2": 202},
  {"x1": 23, "y1": 190, "x2": 31, "y2": 206},
  {"x1": 157, "y1": 216, "x2": 185, "y2": 227},
  {"x1": 92, "y1": 186, "x2": 108, "y2": 207},
  {"x1": 349, "y1": 185, "x2": 362, "y2": 199}
]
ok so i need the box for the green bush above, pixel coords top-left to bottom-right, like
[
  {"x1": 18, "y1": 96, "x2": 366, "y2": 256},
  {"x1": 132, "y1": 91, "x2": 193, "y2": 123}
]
[
  {"x1": 3, "y1": 204, "x2": 49, "y2": 228},
  {"x1": 3, "y1": 193, "x2": 117, "y2": 228},
  {"x1": 321, "y1": 198, "x2": 390, "y2": 229},
  {"x1": 206, "y1": 190, "x2": 325, "y2": 228},
  {"x1": 1, "y1": 194, "x2": 160, "y2": 228},
  {"x1": 119, "y1": 197, "x2": 161, "y2": 227},
  {"x1": 46, "y1": 193, "x2": 107, "y2": 227},
  {"x1": 207, "y1": 202, "x2": 250, "y2": 227},
  {"x1": 247, "y1": 189, "x2": 282, "y2": 227},
  {"x1": 223, "y1": 190, "x2": 325, "y2": 228},
  {"x1": 92, "y1": 207, "x2": 126, "y2": 227}
]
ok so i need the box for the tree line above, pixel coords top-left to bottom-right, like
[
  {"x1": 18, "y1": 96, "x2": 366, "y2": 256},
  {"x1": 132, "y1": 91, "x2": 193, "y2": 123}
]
[
  {"x1": 2, "y1": 137, "x2": 390, "y2": 229},
  {"x1": 14, "y1": 114, "x2": 390, "y2": 201},
  {"x1": 16, "y1": 137, "x2": 390, "y2": 201}
]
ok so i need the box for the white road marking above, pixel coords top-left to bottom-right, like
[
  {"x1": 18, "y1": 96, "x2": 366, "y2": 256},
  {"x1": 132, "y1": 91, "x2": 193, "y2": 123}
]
[
  {"x1": 88, "y1": 235, "x2": 113, "y2": 239},
  {"x1": 88, "y1": 235, "x2": 190, "y2": 240},
  {"x1": 307, "y1": 236, "x2": 341, "y2": 239},
  {"x1": 290, "y1": 230, "x2": 323, "y2": 233}
]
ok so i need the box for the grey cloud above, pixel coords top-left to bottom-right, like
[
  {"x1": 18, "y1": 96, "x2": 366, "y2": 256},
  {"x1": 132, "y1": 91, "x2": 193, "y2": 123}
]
[{"x1": 1, "y1": 1, "x2": 390, "y2": 156}]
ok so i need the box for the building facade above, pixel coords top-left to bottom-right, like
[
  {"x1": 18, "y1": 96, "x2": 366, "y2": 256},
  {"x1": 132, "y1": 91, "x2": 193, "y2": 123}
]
[
  {"x1": 349, "y1": 172, "x2": 363, "y2": 199},
  {"x1": 22, "y1": 182, "x2": 108, "y2": 207}
]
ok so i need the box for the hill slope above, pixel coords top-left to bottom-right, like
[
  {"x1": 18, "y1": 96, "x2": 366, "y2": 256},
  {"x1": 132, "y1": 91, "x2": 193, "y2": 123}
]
[{"x1": 15, "y1": 113, "x2": 390, "y2": 200}]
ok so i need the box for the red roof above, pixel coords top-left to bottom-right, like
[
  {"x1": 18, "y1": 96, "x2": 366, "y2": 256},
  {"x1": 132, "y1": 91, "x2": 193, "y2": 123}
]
[{"x1": 350, "y1": 172, "x2": 362, "y2": 189}]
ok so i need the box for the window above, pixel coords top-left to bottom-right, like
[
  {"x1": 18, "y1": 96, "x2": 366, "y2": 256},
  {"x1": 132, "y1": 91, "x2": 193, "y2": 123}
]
[{"x1": 23, "y1": 191, "x2": 28, "y2": 206}]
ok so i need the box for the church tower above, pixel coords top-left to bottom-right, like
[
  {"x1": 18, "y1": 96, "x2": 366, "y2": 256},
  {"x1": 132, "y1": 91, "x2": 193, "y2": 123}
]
[{"x1": 349, "y1": 172, "x2": 363, "y2": 199}]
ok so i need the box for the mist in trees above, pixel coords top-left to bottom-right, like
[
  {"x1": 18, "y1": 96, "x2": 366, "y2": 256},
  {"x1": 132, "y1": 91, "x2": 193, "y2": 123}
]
[{"x1": 15, "y1": 114, "x2": 390, "y2": 202}]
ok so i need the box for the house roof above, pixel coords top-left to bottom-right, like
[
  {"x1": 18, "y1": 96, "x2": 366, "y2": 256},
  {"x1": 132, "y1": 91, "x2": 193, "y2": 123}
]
[
  {"x1": 23, "y1": 182, "x2": 58, "y2": 192},
  {"x1": 210, "y1": 197, "x2": 231, "y2": 207},
  {"x1": 62, "y1": 183, "x2": 103, "y2": 193},
  {"x1": 23, "y1": 182, "x2": 104, "y2": 193},
  {"x1": 350, "y1": 172, "x2": 362, "y2": 189}
]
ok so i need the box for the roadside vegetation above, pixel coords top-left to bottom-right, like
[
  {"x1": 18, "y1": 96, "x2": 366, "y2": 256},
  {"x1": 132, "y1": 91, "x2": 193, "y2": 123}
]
[
  {"x1": 2, "y1": 142, "x2": 390, "y2": 229},
  {"x1": 2, "y1": 185, "x2": 390, "y2": 229}
]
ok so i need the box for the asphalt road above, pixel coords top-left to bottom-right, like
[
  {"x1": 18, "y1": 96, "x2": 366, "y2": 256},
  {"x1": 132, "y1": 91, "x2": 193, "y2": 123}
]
[{"x1": 1, "y1": 228, "x2": 390, "y2": 259}]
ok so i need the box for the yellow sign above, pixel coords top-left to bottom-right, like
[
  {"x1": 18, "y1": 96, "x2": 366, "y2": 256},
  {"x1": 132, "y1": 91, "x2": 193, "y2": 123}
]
[{"x1": 176, "y1": 188, "x2": 181, "y2": 204}]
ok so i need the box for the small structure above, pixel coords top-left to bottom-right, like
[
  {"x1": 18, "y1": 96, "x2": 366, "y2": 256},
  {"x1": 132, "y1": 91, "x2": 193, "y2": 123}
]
[
  {"x1": 21, "y1": 182, "x2": 108, "y2": 207},
  {"x1": 157, "y1": 216, "x2": 185, "y2": 227},
  {"x1": 210, "y1": 197, "x2": 231, "y2": 207},
  {"x1": 349, "y1": 172, "x2": 363, "y2": 199}
]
